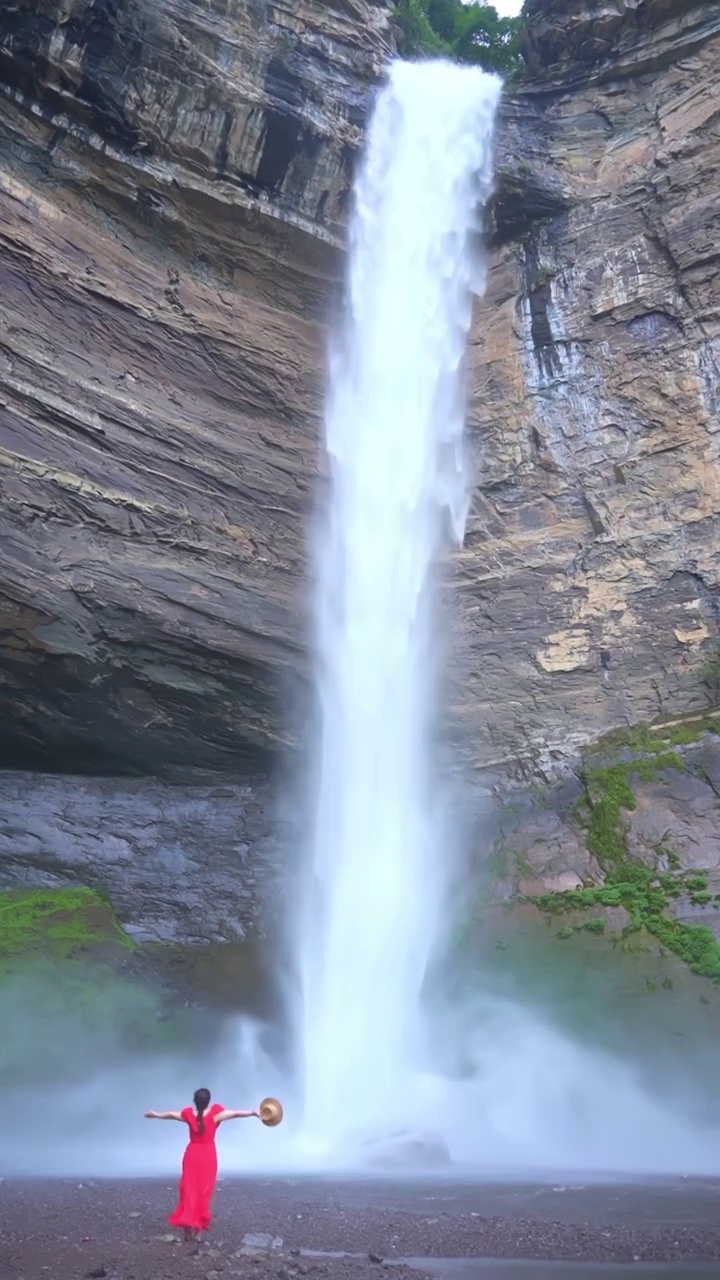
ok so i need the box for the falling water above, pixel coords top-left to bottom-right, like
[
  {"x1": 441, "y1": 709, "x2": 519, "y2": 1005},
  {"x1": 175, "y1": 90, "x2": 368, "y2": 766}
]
[{"x1": 299, "y1": 61, "x2": 501, "y2": 1154}]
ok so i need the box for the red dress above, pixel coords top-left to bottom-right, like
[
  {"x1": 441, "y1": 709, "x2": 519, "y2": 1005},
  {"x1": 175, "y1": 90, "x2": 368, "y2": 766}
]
[{"x1": 169, "y1": 1103, "x2": 224, "y2": 1232}]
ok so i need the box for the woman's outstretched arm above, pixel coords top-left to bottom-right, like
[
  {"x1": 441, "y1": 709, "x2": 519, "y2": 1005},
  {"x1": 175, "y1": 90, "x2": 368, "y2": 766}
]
[
  {"x1": 214, "y1": 1108, "x2": 260, "y2": 1124},
  {"x1": 144, "y1": 1110, "x2": 184, "y2": 1120}
]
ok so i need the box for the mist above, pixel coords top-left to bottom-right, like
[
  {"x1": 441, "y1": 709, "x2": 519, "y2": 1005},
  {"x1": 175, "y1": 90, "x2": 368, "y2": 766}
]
[{"x1": 5, "y1": 938, "x2": 720, "y2": 1180}]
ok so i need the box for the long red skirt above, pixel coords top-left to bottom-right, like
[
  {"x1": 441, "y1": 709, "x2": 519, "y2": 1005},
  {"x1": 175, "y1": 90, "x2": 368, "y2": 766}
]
[{"x1": 168, "y1": 1140, "x2": 218, "y2": 1232}]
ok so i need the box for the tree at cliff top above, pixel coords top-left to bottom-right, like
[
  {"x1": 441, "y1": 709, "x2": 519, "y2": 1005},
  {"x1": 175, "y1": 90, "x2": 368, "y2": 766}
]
[{"x1": 394, "y1": 0, "x2": 522, "y2": 76}]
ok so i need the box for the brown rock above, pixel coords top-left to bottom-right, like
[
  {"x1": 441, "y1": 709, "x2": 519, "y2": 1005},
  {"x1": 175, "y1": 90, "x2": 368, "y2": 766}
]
[
  {"x1": 0, "y1": 0, "x2": 397, "y2": 774},
  {"x1": 0, "y1": 0, "x2": 718, "y2": 783}
]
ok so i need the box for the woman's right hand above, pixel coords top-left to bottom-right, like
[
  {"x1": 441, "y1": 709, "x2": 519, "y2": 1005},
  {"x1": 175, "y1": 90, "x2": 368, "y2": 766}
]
[{"x1": 144, "y1": 1110, "x2": 157, "y2": 1119}]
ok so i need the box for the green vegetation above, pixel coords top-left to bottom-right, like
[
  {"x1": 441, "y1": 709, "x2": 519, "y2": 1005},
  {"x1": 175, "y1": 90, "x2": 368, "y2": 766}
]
[
  {"x1": 581, "y1": 754, "x2": 683, "y2": 866},
  {"x1": 582, "y1": 762, "x2": 636, "y2": 863},
  {"x1": 651, "y1": 917, "x2": 720, "y2": 981},
  {"x1": 533, "y1": 871, "x2": 720, "y2": 980},
  {"x1": 584, "y1": 917, "x2": 606, "y2": 934},
  {"x1": 0, "y1": 889, "x2": 197, "y2": 1084},
  {"x1": 394, "y1": 0, "x2": 522, "y2": 76},
  {"x1": 554, "y1": 917, "x2": 606, "y2": 941},
  {"x1": 530, "y1": 754, "x2": 720, "y2": 982},
  {"x1": 0, "y1": 887, "x2": 133, "y2": 971},
  {"x1": 584, "y1": 714, "x2": 720, "y2": 761}
]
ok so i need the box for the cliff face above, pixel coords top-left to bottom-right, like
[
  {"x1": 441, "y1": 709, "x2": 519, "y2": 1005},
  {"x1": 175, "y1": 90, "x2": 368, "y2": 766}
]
[
  {"x1": 0, "y1": 0, "x2": 392, "y2": 776},
  {"x1": 0, "y1": 770, "x2": 288, "y2": 943},
  {"x1": 460, "y1": 0, "x2": 720, "y2": 777},
  {"x1": 0, "y1": 0, "x2": 718, "y2": 782}
]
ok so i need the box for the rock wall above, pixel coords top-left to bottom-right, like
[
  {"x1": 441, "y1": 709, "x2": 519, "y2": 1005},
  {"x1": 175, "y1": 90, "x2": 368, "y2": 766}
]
[
  {"x1": 457, "y1": 0, "x2": 720, "y2": 778},
  {"x1": 0, "y1": 0, "x2": 718, "y2": 784},
  {"x1": 486, "y1": 725, "x2": 720, "y2": 908},
  {"x1": 0, "y1": 770, "x2": 292, "y2": 943},
  {"x1": 0, "y1": 0, "x2": 393, "y2": 776}
]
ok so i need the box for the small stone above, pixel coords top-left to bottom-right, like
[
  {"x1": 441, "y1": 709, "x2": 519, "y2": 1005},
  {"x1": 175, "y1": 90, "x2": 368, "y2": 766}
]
[
  {"x1": 368, "y1": 1254, "x2": 383, "y2": 1265},
  {"x1": 128, "y1": 1211, "x2": 141, "y2": 1219},
  {"x1": 85, "y1": 1269, "x2": 107, "y2": 1279},
  {"x1": 241, "y1": 1231, "x2": 283, "y2": 1253}
]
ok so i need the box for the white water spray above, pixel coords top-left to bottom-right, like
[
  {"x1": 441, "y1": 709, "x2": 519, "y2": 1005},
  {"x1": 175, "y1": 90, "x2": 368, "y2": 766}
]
[{"x1": 299, "y1": 61, "x2": 501, "y2": 1153}]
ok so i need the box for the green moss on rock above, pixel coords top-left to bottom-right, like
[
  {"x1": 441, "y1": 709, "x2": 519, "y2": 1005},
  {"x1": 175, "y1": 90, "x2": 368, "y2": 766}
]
[
  {"x1": 585, "y1": 714, "x2": 720, "y2": 760},
  {"x1": 584, "y1": 763, "x2": 636, "y2": 865},
  {"x1": 0, "y1": 887, "x2": 133, "y2": 971},
  {"x1": 582, "y1": 754, "x2": 683, "y2": 876},
  {"x1": 530, "y1": 750, "x2": 720, "y2": 984},
  {"x1": 651, "y1": 918, "x2": 720, "y2": 981}
]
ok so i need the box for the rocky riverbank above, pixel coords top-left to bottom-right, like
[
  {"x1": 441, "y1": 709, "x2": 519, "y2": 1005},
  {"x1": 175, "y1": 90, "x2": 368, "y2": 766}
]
[{"x1": 4, "y1": 1176, "x2": 720, "y2": 1278}]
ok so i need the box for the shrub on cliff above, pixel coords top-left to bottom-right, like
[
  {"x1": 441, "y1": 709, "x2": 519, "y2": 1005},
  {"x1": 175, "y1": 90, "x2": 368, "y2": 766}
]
[{"x1": 394, "y1": 0, "x2": 522, "y2": 77}]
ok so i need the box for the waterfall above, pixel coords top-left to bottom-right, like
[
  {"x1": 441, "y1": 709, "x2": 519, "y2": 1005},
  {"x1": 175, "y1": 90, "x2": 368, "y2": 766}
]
[{"x1": 298, "y1": 61, "x2": 501, "y2": 1154}]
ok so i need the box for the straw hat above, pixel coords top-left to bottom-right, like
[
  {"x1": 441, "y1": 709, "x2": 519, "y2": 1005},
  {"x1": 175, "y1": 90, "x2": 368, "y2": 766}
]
[{"x1": 258, "y1": 1096, "x2": 283, "y2": 1127}]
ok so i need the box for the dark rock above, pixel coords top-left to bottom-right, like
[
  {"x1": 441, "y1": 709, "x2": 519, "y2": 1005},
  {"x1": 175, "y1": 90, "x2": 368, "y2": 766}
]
[{"x1": 0, "y1": 771, "x2": 292, "y2": 943}]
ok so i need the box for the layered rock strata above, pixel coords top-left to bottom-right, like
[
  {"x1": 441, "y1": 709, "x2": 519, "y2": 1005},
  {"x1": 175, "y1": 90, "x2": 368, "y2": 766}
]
[{"x1": 0, "y1": 0, "x2": 717, "y2": 784}]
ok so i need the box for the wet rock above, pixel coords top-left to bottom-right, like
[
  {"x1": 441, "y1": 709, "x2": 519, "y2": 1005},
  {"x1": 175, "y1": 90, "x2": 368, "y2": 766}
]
[
  {"x1": 0, "y1": 771, "x2": 289, "y2": 944},
  {"x1": 480, "y1": 799, "x2": 602, "y2": 904},
  {"x1": 240, "y1": 1232, "x2": 284, "y2": 1255},
  {"x1": 625, "y1": 772, "x2": 720, "y2": 873},
  {"x1": 692, "y1": 737, "x2": 720, "y2": 795}
]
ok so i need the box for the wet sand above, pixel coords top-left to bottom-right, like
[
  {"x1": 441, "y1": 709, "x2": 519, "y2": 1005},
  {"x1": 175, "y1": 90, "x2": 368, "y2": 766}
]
[{"x1": 2, "y1": 1176, "x2": 720, "y2": 1280}]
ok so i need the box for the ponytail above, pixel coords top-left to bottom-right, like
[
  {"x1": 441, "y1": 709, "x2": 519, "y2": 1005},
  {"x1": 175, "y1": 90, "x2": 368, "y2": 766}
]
[{"x1": 193, "y1": 1087, "x2": 211, "y2": 1134}]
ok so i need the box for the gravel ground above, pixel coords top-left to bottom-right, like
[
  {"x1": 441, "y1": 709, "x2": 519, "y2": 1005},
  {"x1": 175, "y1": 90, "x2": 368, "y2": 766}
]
[{"x1": 2, "y1": 1177, "x2": 720, "y2": 1280}]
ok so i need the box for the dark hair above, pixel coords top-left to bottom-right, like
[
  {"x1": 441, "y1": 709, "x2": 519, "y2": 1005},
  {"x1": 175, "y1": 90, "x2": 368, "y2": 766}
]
[{"x1": 193, "y1": 1087, "x2": 211, "y2": 1134}]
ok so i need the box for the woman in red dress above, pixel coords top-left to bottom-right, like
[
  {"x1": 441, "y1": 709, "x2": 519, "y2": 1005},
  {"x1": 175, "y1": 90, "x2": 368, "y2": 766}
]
[{"x1": 145, "y1": 1087, "x2": 260, "y2": 1242}]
